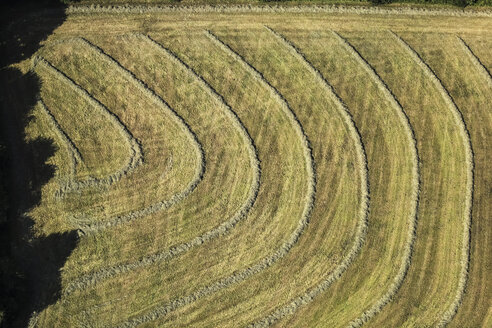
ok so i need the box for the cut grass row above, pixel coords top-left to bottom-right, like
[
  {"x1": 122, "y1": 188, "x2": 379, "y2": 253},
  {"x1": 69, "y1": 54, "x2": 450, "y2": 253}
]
[
  {"x1": 30, "y1": 56, "x2": 195, "y2": 236},
  {"x1": 64, "y1": 25, "x2": 357, "y2": 326},
  {"x1": 37, "y1": 37, "x2": 208, "y2": 279},
  {"x1": 251, "y1": 28, "x2": 421, "y2": 327},
  {"x1": 204, "y1": 31, "x2": 416, "y2": 323},
  {"x1": 316, "y1": 30, "x2": 471, "y2": 328},
  {"x1": 457, "y1": 36, "x2": 492, "y2": 87},
  {"x1": 61, "y1": 32, "x2": 261, "y2": 297},
  {"x1": 110, "y1": 29, "x2": 317, "y2": 328},
  {"x1": 327, "y1": 30, "x2": 420, "y2": 327},
  {"x1": 389, "y1": 31, "x2": 474, "y2": 327},
  {"x1": 32, "y1": 56, "x2": 144, "y2": 200},
  {"x1": 369, "y1": 31, "x2": 490, "y2": 328},
  {"x1": 247, "y1": 26, "x2": 370, "y2": 327},
  {"x1": 61, "y1": 37, "x2": 205, "y2": 233},
  {"x1": 123, "y1": 27, "x2": 361, "y2": 327},
  {"x1": 41, "y1": 26, "x2": 442, "y2": 328},
  {"x1": 116, "y1": 25, "x2": 413, "y2": 327},
  {"x1": 203, "y1": 28, "x2": 468, "y2": 328},
  {"x1": 36, "y1": 99, "x2": 83, "y2": 178},
  {"x1": 171, "y1": 27, "x2": 416, "y2": 328},
  {"x1": 24, "y1": 13, "x2": 490, "y2": 327},
  {"x1": 447, "y1": 33, "x2": 492, "y2": 328},
  {"x1": 24, "y1": 103, "x2": 79, "y2": 195},
  {"x1": 36, "y1": 29, "x2": 310, "y2": 326}
]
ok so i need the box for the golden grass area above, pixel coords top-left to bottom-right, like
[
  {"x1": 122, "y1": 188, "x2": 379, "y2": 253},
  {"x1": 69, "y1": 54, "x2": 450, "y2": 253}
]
[{"x1": 15, "y1": 8, "x2": 490, "y2": 328}]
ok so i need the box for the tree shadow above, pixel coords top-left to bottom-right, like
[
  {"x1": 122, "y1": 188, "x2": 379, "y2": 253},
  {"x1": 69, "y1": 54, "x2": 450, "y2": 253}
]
[{"x1": 0, "y1": 1, "x2": 79, "y2": 327}]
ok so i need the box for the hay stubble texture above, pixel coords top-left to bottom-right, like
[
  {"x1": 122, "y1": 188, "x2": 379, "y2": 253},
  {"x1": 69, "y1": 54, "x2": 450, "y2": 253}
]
[{"x1": 21, "y1": 8, "x2": 491, "y2": 328}]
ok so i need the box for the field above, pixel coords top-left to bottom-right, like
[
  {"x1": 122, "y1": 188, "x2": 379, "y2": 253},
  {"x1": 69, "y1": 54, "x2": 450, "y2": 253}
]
[{"x1": 1, "y1": 4, "x2": 491, "y2": 328}]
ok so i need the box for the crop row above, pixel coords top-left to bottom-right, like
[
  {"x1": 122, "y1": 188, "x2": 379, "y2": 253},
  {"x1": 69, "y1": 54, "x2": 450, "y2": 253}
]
[
  {"x1": 389, "y1": 31, "x2": 474, "y2": 327},
  {"x1": 248, "y1": 27, "x2": 370, "y2": 327},
  {"x1": 325, "y1": 30, "x2": 421, "y2": 328},
  {"x1": 32, "y1": 28, "x2": 481, "y2": 328},
  {"x1": 37, "y1": 99, "x2": 83, "y2": 178},
  {"x1": 62, "y1": 33, "x2": 262, "y2": 298},
  {"x1": 32, "y1": 56, "x2": 144, "y2": 199},
  {"x1": 457, "y1": 36, "x2": 492, "y2": 88},
  {"x1": 113, "y1": 29, "x2": 318, "y2": 328},
  {"x1": 60, "y1": 38, "x2": 205, "y2": 233}
]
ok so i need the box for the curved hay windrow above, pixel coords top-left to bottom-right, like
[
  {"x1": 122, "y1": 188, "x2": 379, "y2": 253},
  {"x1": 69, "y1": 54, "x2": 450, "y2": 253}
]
[
  {"x1": 329, "y1": 31, "x2": 420, "y2": 327},
  {"x1": 390, "y1": 31, "x2": 473, "y2": 327},
  {"x1": 110, "y1": 29, "x2": 317, "y2": 328},
  {"x1": 430, "y1": 34, "x2": 491, "y2": 328},
  {"x1": 252, "y1": 29, "x2": 419, "y2": 328},
  {"x1": 186, "y1": 27, "x2": 415, "y2": 328},
  {"x1": 20, "y1": 11, "x2": 491, "y2": 328},
  {"x1": 38, "y1": 29, "x2": 279, "y2": 327},
  {"x1": 71, "y1": 37, "x2": 205, "y2": 233},
  {"x1": 246, "y1": 27, "x2": 419, "y2": 327},
  {"x1": 35, "y1": 36, "x2": 205, "y2": 234},
  {"x1": 246, "y1": 26, "x2": 370, "y2": 327},
  {"x1": 32, "y1": 56, "x2": 143, "y2": 199},
  {"x1": 36, "y1": 36, "x2": 206, "y2": 280},
  {"x1": 60, "y1": 32, "x2": 261, "y2": 298},
  {"x1": 37, "y1": 99, "x2": 83, "y2": 177},
  {"x1": 457, "y1": 36, "x2": 492, "y2": 88},
  {"x1": 311, "y1": 30, "x2": 472, "y2": 328}
]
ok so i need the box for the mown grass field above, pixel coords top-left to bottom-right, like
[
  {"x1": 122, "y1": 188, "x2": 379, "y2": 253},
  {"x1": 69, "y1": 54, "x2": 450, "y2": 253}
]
[{"x1": 5, "y1": 5, "x2": 491, "y2": 328}]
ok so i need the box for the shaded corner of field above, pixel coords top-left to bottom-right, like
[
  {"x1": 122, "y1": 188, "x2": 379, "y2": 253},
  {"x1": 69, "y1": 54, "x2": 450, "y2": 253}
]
[{"x1": 0, "y1": 1, "x2": 80, "y2": 327}]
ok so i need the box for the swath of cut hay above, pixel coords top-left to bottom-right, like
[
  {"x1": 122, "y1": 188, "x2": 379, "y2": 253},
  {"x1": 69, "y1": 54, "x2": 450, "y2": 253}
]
[
  {"x1": 59, "y1": 37, "x2": 205, "y2": 234},
  {"x1": 250, "y1": 26, "x2": 417, "y2": 327},
  {"x1": 33, "y1": 56, "x2": 143, "y2": 196},
  {"x1": 389, "y1": 30, "x2": 474, "y2": 327},
  {"x1": 65, "y1": 29, "x2": 310, "y2": 326},
  {"x1": 306, "y1": 30, "x2": 474, "y2": 328},
  {"x1": 22, "y1": 13, "x2": 492, "y2": 328},
  {"x1": 61, "y1": 32, "x2": 261, "y2": 298},
  {"x1": 323, "y1": 30, "x2": 420, "y2": 327},
  {"x1": 240, "y1": 28, "x2": 416, "y2": 328},
  {"x1": 159, "y1": 27, "x2": 370, "y2": 328},
  {"x1": 38, "y1": 37, "x2": 202, "y2": 238},
  {"x1": 246, "y1": 27, "x2": 369, "y2": 327},
  {"x1": 37, "y1": 99, "x2": 83, "y2": 178},
  {"x1": 112, "y1": 29, "x2": 317, "y2": 328},
  {"x1": 32, "y1": 56, "x2": 144, "y2": 200},
  {"x1": 439, "y1": 33, "x2": 490, "y2": 328},
  {"x1": 456, "y1": 36, "x2": 492, "y2": 88},
  {"x1": 56, "y1": 30, "x2": 263, "y2": 315}
]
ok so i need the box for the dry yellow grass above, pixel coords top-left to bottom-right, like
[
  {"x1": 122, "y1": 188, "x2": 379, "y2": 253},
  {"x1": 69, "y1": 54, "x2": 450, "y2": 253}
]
[
  {"x1": 10, "y1": 7, "x2": 490, "y2": 328},
  {"x1": 283, "y1": 29, "x2": 471, "y2": 327},
  {"x1": 369, "y1": 31, "x2": 491, "y2": 328}
]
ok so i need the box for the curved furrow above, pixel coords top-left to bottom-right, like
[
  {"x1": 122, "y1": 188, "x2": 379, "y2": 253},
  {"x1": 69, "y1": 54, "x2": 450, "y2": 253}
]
[
  {"x1": 246, "y1": 26, "x2": 370, "y2": 327},
  {"x1": 64, "y1": 37, "x2": 205, "y2": 233},
  {"x1": 389, "y1": 30, "x2": 474, "y2": 327},
  {"x1": 32, "y1": 56, "x2": 144, "y2": 199},
  {"x1": 456, "y1": 36, "x2": 492, "y2": 88},
  {"x1": 113, "y1": 29, "x2": 317, "y2": 328},
  {"x1": 37, "y1": 99, "x2": 83, "y2": 177},
  {"x1": 326, "y1": 31, "x2": 421, "y2": 327},
  {"x1": 60, "y1": 32, "x2": 261, "y2": 297}
]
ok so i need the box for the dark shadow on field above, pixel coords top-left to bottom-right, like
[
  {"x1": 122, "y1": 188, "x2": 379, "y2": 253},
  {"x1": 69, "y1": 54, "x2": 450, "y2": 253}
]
[{"x1": 0, "y1": 1, "x2": 79, "y2": 327}]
